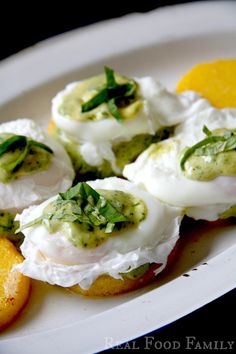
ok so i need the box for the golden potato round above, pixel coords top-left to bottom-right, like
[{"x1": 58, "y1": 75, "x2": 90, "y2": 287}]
[
  {"x1": 70, "y1": 241, "x2": 179, "y2": 297},
  {"x1": 176, "y1": 59, "x2": 236, "y2": 108},
  {"x1": 0, "y1": 238, "x2": 31, "y2": 331},
  {"x1": 70, "y1": 264, "x2": 160, "y2": 297}
]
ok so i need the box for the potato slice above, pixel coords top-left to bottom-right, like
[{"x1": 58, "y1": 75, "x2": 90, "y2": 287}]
[
  {"x1": 70, "y1": 241, "x2": 179, "y2": 297},
  {"x1": 176, "y1": 59, "x2": 236, "y2": 108},
  {"x1": 70, "y1": 263, "x2": 161, "y2": 297},
  {"x1": 0, "y1": 238, "x2": 31, "y2": 331}
]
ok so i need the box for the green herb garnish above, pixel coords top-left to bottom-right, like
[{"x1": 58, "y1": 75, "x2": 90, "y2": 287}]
[
  {"x1": 180, "y1": 126, "x2": 236, "y2": 171},
  {"x1": 28, "y1": 140, "x2": 53, "y2": 154},
  {"x1": 20, "y1": 182, "x2": 129, "y2": 234},
  {"x1": 0, "y1": 135, "x2": 27, "y2": 158},
  {"x1": 0, "y1": 134, "x2": 53, "y2": 175},
  {"x1": 0, "y1": 135, "x2": 29, "y2": 173},
  {"x1": 81, "y1": 66, "x2": 137, "y2": 121}
]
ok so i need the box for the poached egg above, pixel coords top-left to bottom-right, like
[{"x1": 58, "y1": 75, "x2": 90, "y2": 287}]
[
  {"x1": 15, "y1": 177, "x2": 181, "y2": 290},
  {"x1": 124, "y1": 105, "x2": 236, "y2": 221},
  {"x1": 0, "y1": 118, "x2": 75, "y2": 211},
  {"x1": 52, "y1": 72, "x2": 211, "y2": 174}
]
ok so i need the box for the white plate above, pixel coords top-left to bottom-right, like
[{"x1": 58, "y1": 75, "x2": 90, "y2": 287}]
[{"x1": 1, "y1": 1, "x2": 236, "y2": 353}]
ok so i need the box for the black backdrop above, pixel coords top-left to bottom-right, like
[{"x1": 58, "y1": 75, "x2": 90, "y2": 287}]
[
  {"x1": 1, "y1": 0, "x2": 207, "y2": 61},
  {"x1": 1, "y1": 1, "x2": 236, "y2": 352}
]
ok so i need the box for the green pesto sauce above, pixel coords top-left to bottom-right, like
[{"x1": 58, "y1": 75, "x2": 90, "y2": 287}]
[
  {"x1": 214, "y1": 128, "x2": 236, "y2": 135},
  {"x1": 0, "y1": 210, "x2": 16, "y2": 237},
  {"x1": 181, "y1": 128, "x2": 236, "y2": 181},
  {"x1": 113, "y1": 128, "x2": 170, "y2": 170},
  {"x1": 121, "y1": 263, "x2": 150, "y2": 280},
  {"x1": 0, "y1": 210, "x2": 23, "y2": 247},
  {"x1": 44, "y1": 190, "x2": 147, "y2": 249},
  {"x1": 55, "y1": 128, "x2": 170, "y2": 180},
  {"x1": 219, "y1": 205, "x2": 236, "y2": 219},
  {"x1": 56, "y1": 129, "x2": 111, "y2": 180},
  {"x1": 0, "y1": 133, "x2": 52, "y2": 183},
  {"x1": 182, "y1": 151, "x2": 236, "y2": 181},
  {"x1": 147, "y1": 139, "x2": 176, "y2": 158},
  {"x1": 58, "y1": 74, "x2": 142, "y2": 122}
]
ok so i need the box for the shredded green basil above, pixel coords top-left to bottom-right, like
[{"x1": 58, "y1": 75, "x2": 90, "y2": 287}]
[
  {"x1": 28, "y1": 140, "x2": 53, "y2": 154},
  {"x1": 0, "y1": 134, "x2": 53, "y2": 176},
  {"x1": 81, "y1": 66, "x2": 137, "y2": 121},
  {"x1": 0, "y1": 135, "x2": 27, "y2": 157},
  {"x1": 20, "y1": 182, "x2": 128, "y2": 233},
  {"x1": 180, "y1": 126, "x2": 236, "y2": 171}
]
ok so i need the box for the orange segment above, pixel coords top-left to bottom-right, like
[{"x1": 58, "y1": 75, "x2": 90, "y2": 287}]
[{"x1": 176, "y1": 59, "x2": 236, "y2": 108}]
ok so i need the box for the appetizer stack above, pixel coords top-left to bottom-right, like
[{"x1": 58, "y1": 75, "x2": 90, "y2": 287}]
[
  {"x1": 0, "y1": 119, "x2": 74, "y2": 330},
  {"x1": 1, "y1": 60, "x2": 236, "y2": 329}
]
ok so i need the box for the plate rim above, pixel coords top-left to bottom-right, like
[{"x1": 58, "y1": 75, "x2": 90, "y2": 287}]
[
  {"x1": 1, "y1": 1, "x2": 236, "y2": 353},
  {"x1": 1, "y1": 1, "x2": 236, "y2": 103}
]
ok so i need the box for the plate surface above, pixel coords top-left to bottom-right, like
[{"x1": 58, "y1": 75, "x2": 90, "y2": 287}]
[{"x1": 1, "y1": 2, "x2": 236, "y2": 353}]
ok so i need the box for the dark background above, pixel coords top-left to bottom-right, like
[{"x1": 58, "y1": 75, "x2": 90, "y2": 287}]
[
  {"x1": 1, "y1": 0, "x2": 236, "y2": 352},
  {"x1": 0, "y1": 0, "x2": 207, "y2": 61}
]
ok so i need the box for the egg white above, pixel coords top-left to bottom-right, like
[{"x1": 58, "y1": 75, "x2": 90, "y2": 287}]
[
  {"x1": 175, "y1": 106, "x2": 236, "y2": 144},
  {"x1": 124, "y1": 107, "x2": 236, "y2": 221},
  {"x1": 52, "y1": 77, "x2": 210, "y2": 171},
  {"x1": 0, "y1": 119, "x2": 75, "y2": 211},
  {"x1": 15, "y1": 177, "x2": 181, "y2": 290},
  {"x1": 52, "y1": 79, "x2": 210, "y2": 143}
]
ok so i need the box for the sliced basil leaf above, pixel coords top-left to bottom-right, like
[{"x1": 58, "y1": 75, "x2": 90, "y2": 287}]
[
  {"x1": 107, "y1": 83, "x2": 135, "y2": 99},
  {"x1": 0, "y1": 135, "x2": 27, "y2": 157},
  {"x1": 194, "y1": 138, "x2": 227, "y2": 156},
  {"x1": 81, "y1": 182, "x2": 100, "y2": 204},
  {"x1": 19, "y1": 216, "x2": 43, "y2": 232},
  {"x1": 180, "y1": 126, "x2": 236, "y2": 171},
  {"x1": 30, "y1": 140, "x2": 53, "y2": 154},
  {"x1": 107, "y1": 99, "x2": 123, "y2": 121},
  {"x1": 81, "y1": 88, "x2": 108, "y2": 112},
  {"x1": 121, "y1": 82, "x2": 136, "y2": 97},
  {"x1": 202, "y1": 125, "x2": 212, "y2": 137},
  {"x1": 99, "y1": 201, "x2": 128, "y2": 223},
  {"x1": 180, "y1": 136, "x2": 222, "y2": 170},
  {"x1": 105, "y1": 66, "x2": 117, "y2": 89},
  {"x1": 223, "y1": 130, "x2": 233, "y2": 139},
  {"x1": 81, "y1": 66, "x2": 138, "y2": 121},
  {"x1": 59, "y1": 183, "x2": 84, "y2": 200},
  {"x1": 22, "y1": 182, "x2": 129, "y2": 233},
  {"x1": 6, "y1": 146, "x2": 29, "y2": 172},
  {"x1": 0, "y1": 134, "x2": 53, "y2": 176},
  {"x1": 224, "y1": 136, "x2": 236, "y2": 151}
]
